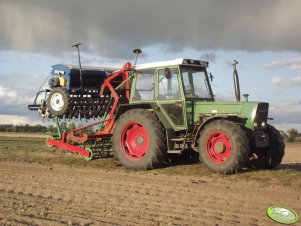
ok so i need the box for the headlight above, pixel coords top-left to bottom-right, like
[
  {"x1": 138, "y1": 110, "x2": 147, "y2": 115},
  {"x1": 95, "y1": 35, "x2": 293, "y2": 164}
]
[
  {"x1": 253, "y1": 122, "x2": 258, "y2": 127},
  {"x1": 261, "y1": 121, "x2": 266, "y2": 127}
]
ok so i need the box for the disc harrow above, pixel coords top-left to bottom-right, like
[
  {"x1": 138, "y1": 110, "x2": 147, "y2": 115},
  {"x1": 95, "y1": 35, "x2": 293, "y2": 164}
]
[{"x1": 29, "y1": 62, "x2": 133, "y2": 160}]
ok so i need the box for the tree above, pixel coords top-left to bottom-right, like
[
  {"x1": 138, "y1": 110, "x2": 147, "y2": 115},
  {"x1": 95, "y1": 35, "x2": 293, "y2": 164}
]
[
  {"x1": 47, "y1": 125, "x2": 56, "y2": 133},
  {"x1": 287, "y1": 128, "x2": 299, "y2": 142},
  {"x1": 279, "y1": 130, "x2": 288, "y2": 141},
  {"x1": 0, "y1": 124, "x2": 47, "y2": 133}
]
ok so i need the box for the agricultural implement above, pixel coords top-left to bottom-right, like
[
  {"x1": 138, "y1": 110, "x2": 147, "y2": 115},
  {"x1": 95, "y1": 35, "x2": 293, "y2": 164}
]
[{"x1": 28, "y1": 45, "x2": 285, "y2": 174}]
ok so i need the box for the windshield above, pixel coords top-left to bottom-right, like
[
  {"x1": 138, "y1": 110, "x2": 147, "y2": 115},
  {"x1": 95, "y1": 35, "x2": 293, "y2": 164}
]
[{"x1": 180, "y1": 66, "x2": 213, "y2": 99}]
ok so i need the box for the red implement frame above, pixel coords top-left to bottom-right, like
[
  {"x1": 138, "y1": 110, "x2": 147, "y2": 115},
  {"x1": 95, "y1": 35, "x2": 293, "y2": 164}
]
[{"x1": 47, "y1": 63, "x2": 133, "y2": 156}]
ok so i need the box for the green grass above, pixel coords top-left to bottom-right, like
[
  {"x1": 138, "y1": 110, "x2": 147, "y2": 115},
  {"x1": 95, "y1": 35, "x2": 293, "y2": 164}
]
[
  {"x1": 0, "y1": 137, "x2": 45, "y2": 152},
  {"x1": 0, "y1": 132, "x2": 48, "y2": 138}
]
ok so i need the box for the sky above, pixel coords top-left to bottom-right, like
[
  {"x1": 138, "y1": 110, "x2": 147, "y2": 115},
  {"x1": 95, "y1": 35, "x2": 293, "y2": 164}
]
[{"x1": 0, "y1": 0, "x2": 300, "y2": 131}]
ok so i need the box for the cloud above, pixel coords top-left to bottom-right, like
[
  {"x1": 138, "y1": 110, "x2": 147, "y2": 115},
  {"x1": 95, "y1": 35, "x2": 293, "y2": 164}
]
[
  {"x1": 0, "y1": 86, "x2": 33, "y2": 105},
  {"x1": 200, "y1": 53, "x2": 218, "y2": 63},
  {"x1": 264, "y1": 56, "x2": 301, "y2": 71},
  {"x1": 271, "y1": 76, "x2": 301, "y2": 86},
  {"x1": 272, "y1": 99, "x2": 301, "y2": 113},
  {"x1": 1, "y1": 0, "x2": 301, "y2": 59},
  {"x1": 269, "y1": 99, "x2": 301, "y2": 127},
  {"x1": 214, "y1": 91, "x2": 235, "y2": 101},
  {"x1": 0, "y1": 114, "x2": 42, "y2": 125},
  {"x1": 0, "y1": 81, "x2": 37, "y2": 116}
]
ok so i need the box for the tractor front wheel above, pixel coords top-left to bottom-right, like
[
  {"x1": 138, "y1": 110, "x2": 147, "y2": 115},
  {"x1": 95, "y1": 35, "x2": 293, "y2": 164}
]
[
  {"x1": 247, "y1": 124, "x2": 285, "y2": 169},
  {"x1": 198, "y1": 120, "x2": 249, "y2": 174},
  {"x1": 112, "y1": 109, "x2": 167, "y2": 170}
]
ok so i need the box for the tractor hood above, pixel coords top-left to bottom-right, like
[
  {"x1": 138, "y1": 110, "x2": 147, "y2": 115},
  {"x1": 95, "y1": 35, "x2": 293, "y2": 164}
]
[{"x1": 194, "y1": 101, "x2": 269, "y2": 130}]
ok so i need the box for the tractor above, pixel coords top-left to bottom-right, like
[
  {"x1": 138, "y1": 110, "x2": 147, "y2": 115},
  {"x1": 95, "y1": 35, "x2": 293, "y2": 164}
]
[{"x1": 28, "y1": 46, "x2": 285, "y2": 174}]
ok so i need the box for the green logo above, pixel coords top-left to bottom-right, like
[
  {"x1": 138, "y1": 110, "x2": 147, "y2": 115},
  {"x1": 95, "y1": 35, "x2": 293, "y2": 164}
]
[{"x1": 267, "y1": 206, "x2": 299, "y2": 224}]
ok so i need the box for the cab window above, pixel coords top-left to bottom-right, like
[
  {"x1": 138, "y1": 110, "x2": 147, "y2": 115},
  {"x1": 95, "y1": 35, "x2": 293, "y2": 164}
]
[
  {"x1": 158, "y1": 68, "x2": 181, "y2": 100},
  {"x1": 134, "y1": 69, "x2": 155, "y2": 100},
  {"x1": 181, "y1": 66, "x2": 212, "y2": 99}
]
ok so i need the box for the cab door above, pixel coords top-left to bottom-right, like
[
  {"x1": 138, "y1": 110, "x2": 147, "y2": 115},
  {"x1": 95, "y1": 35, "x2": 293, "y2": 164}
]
[{"x1": 156, "y1": 68, "x2": 187, "y2": 130}]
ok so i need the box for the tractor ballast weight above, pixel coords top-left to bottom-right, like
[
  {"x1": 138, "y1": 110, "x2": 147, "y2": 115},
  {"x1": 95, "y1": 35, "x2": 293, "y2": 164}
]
[{"x1": 28, "y1": 54, "x2": 285, "y2": 174}]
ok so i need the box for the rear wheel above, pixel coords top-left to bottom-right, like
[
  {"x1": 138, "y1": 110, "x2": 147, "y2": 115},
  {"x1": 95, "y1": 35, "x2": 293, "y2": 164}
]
[
  {"x1": 198, "y1": 120, "x2": 249, "y2": 174},
  {"x1": 112, "y1": 109, "x2": 167, "y2": 170},
  {"x1": 47, "y1": 87, "x2": 71, "y2": 116},
  {"x1": 247, "y1": 124, "x2": 285, "y2": 169}
]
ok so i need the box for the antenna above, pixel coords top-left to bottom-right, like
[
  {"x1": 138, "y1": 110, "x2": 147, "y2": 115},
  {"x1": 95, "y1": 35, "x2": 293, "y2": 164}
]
[
  {"x1": 72, "y1": 43, "x2": 83, "y2": 91},
  {"x1": 133, "y1": 48, "x2": 142, "y2": 65}
]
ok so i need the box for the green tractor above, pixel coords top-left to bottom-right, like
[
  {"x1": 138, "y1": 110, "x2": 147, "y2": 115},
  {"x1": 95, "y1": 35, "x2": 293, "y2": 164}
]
[
  {"x1": 112, "y1": 58, "x2": 285, "y2": 174},
  {"x1": 29, "y1": 47, "x2": 285, "y2": 174}
]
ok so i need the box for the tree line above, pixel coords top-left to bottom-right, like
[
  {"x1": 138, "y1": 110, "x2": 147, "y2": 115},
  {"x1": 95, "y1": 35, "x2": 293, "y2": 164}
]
[
  {"x1": 280, "y1": 128, "x2": 301, "y2": 143},
  {"x1": 0, "y1": 124, "x2": 48, "y2": 133},
  {"x1": 0, "y1": 123, "x2": 93, "y2": 134}
]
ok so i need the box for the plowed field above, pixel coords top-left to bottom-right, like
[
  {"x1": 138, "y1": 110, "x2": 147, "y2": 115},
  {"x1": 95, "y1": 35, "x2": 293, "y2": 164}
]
[{"x1": 0, "y1": 136, "x2": 300, "y2": 225}]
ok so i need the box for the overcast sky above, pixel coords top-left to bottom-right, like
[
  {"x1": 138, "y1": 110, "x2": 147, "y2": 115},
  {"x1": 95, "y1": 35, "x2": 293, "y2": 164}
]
[{"x1": 0, "y1": 0, "x2": 300, "y2": 131}]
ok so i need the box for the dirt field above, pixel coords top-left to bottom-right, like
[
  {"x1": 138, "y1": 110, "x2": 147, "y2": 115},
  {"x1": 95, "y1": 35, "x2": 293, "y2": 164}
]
[{"x1": 0, "y1": 136, "x2": 300, "y2": 225}]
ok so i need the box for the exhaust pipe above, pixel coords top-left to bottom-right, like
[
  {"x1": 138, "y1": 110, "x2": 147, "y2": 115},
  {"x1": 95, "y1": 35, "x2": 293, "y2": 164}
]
[{"x1": 232, "y1": 60, "x2": 240, "y2": 102}]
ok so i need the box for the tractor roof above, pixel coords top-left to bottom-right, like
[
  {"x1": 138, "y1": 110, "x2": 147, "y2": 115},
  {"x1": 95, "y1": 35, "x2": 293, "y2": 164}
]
[
  {"x1": 52, "y1": 64, "x2": 118, "y2": 72},
  {"x1": 135, "y1": 58, "x2": 209, "y2": 70}
]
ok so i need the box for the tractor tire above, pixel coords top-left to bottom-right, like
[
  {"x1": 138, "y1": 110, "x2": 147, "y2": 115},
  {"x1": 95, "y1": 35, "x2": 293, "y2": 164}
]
[
  {"x1": 198, "y1": 120, "x2": 249, "y2": 174},
  {"x1": 47, "y1": 87, "x2": 71, "y2": 117},
  {"x1": 112, "y1": 109, "x2": 167, "y2": 170},
  {"x1": 247, "y1": 124, "x2": 285, "y2": 169}
]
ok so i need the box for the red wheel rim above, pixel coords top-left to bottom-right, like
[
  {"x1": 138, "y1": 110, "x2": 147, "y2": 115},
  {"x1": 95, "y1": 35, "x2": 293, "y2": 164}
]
[
  {"x1": 120, "y1": 122, "x2": 150, "y2": 160},
  {"x1": 205, "y1": 131, "x2": 232, "y2": 163}
]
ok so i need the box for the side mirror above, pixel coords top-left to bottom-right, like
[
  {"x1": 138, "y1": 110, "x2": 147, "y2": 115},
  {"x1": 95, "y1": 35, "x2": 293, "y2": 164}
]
[
  {"x1": 209, "y1": 72, "x2": 214, "y2": 82},
  {"x1": 165, "y1": 68, "x2": 171, "y2": 79}
]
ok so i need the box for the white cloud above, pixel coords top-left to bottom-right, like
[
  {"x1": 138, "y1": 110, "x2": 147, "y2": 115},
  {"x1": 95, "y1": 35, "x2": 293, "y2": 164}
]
[
  {"x1": 0, "y1": 114, "x2": 41, "y2": 125},
  {"x1": 0, "y1": 86, "x2": 33, "y2": 105},
  {"x1": 271, "y1": 76, "x2": 301, "y2": 86},
  {"x1": 270, "y1": 99, "x2": 301, "y2": 113},
  {"x1": 264, "y1": 56, "x2": 301, "y2": 71},
  {"x1": 214, "y1": 91, "x2": 235, "y2": 101},
  {"x1": 269, "y1": 99, "x2": 301, "y2": 131}
]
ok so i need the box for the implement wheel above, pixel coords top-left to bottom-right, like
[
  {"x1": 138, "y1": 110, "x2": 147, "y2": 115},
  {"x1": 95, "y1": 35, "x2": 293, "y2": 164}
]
[
  {"x1": 247, "y1": 124, "x2": 285, "y2": 169},
  {"x1": 198, "y1": 120, "x2": 249, "y2": 174},
  {"x1": 47, "y1": 87, "x2": 71, "y2": 117},
  {"x1": 112, "y1": 109, "x2": 166, "y2": 170}
]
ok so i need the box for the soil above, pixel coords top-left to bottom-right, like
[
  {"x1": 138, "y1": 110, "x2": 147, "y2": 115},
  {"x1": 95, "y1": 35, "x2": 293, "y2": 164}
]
[{"x1": 0, "y1": 138, "x2": 300, "y2": 226}]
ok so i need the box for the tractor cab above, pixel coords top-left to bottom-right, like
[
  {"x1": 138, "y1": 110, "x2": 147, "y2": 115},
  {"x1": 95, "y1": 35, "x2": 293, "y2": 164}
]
[{"x1": 131, "y1": 59, "x2": 214, "y2": 130}]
